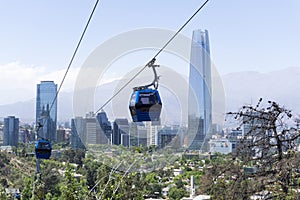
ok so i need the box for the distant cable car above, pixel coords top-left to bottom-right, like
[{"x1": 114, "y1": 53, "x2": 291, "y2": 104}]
[
  {"x1": 35, "y1": 139, "x2": 52, "y2": 159},
  {"x1": 129, "y1": 59, "x2": 162, "y2": 122}
]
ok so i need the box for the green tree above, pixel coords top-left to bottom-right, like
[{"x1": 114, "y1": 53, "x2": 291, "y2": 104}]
[
  {"x1": 83, "y1": 155, "x2": 99, "y2": 189},
  {"x1": 31, "y1": 174, "x2": 45, "y2": 200},
  {"x1": 168, "y1": 187, "x2": 186, "y2": 200},
  {"x1": 202, "y1": 100, "x2": 300, "y2": 199},
  {"x1": 230, "y1": 100, "x2": 300, "y2": 199},
  {"x1": 60, "y1": 164, "x2": 87, "y2": 200},
  {"x1": 42, "y1": 161, "x2": 62, "y2": 198},
  {"x1": 174, "y1": 178, "x2": 184, "y2": 189},
  {"x1": 62, "y1": 149, "x2": 75, "y2": 163},
  {"x1": 74, "y1": 149, "x2": 85, "y2": 167},
  {"x1": 21, "y1": 176, "x2": 34, "y2": 200},
  {"x1": 0, "y1": 187, "x2": 8, "y2": 200},
  {"x1": 0, "y1": 179, "x2": 8, "y2": 188}
]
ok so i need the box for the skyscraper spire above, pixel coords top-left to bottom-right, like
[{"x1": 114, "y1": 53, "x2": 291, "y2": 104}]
[{"x1": 187, "y1": 29, "x2": 212, "y2": 151}]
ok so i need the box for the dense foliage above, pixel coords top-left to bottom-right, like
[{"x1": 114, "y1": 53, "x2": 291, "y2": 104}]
[
  {"x1": 0, "y1": 146, "x2": 192, "y2": 199},
  {"x1": 1, "y1": 100, "x2": 300, "y2": 199},
  {"x1": 201, "y1": 99, "x2": 300, "y2": 199}
]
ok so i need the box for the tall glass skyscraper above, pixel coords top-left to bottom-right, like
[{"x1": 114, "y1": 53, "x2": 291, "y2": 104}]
[
  {"x1": 96, "y1": 111, "x2": 112, "y2": 144},
  {"x1": 71, "y1": 117, "x2": 86, "y2": 149},
  {"x1": 113, "y1": 118, "x2": 129, "y2": 147},
  {"x1": 3, "y1": 116, "x2": 19, "y2": 147},
  {"x1": 187, "y1": 29, "x2": 212, "y2": 150},
  {"x1": 36, "y1": 81, "x2": 57, "y2": 142}
]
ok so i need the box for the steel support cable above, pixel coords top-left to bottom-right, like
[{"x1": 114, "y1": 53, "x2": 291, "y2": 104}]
[
  {"x1": 95, "y1": 0, "x2": 210, "y2": 114},
  {"x1": 152, "y1": 0, "x2": 209, "y2": 59},
  {"x1": 95, "y1": 63, "x2": 150, "y2": 114},
  {"x1": 110, "y1": 158, "x2": 139, "y2": 200},
  {"x1": 84, "y1": 161, "x2": 121, "y2": 200},
  {"x1": 97, "y1": 151, "x2": 152, "y2": 199},
  {"x1": 36, "y1": 0, "x2": 100, "y2": 138},
  {"x1": 49, "y1": 0, "x2": 100, "y2": 114},
  {"x1": 98, "y1": 160, "x2": 124, "y2": 200},
  {"x1": 109, "y1": 150, "x2": 155, "y2": 199},
  {"x1": 85, "y1": 175, "x2": 107, "y2": 200}
]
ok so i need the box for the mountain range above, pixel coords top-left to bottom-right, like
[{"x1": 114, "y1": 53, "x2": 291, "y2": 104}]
[
  {"x1": 1, "y1": 67, "x2": 299, "y2": 124},
  {"x1": 222, "y1": 67, "x2": 300, "y2": 116}
]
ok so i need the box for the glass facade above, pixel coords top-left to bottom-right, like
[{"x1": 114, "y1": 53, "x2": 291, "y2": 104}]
[
  {"x1": 36, "y1": 81, "x2": 57, "y2": 142},
  {"x1": 96, "y1": 111, "x2": 112, "y2": 144},
  {"x1": 71, "y1": 117, "x2": 86, "y2": 149},
  {"x1": 187, "y1": 29, "x2": 212, "y2": 150},
  {"x1": 113, "y1": 118, "x2": 129, "y2": 146},
  {"x1": 3, "y1": 116, "x2": 19, "y2": 147}
]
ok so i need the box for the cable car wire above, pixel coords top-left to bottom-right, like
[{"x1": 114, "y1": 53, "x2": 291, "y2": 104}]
[
  {"x1": 95, "y1": 0, "x2": 210, "y2": 114},
  {"x1": 152, "y1": 0, "x2": 209, "y2": 59},
  {"x1": 92, "y1": 1, "x2": 210, "y2": 197},
  {"x1": 49, "y1": 0, "x2": 100, "y2": 116},
  {"x1": 98, "y1": 160, "x2": 125, "y2": 200},
  {"x1": 36, "y1": 0, "x2": 100, "y2": 139},
  {"x1": 95, "y1": 62, "x2": 152, "y2": 114},
  {"x1": 110, "y1": 159, "x2": 138, "y2": 200}
]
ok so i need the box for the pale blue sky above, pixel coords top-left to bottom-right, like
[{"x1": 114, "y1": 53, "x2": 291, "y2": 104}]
[
  {"x1": 0, "y1": 0, "x2": 299, "y2": 103},
  {"x1": 1, "y1": 0, "x2": 299, "y2": 72}
]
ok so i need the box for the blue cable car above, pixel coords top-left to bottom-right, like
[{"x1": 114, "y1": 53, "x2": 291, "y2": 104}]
[
  {"x1": 129, "y1": 59, "x2": 162, "y2": 122},
  {"x1": 129, "y1": 88, "x2": 162, "y2": 122},
  {"x1": 35, "y1": 139, "x2": 52, "y2": 159}
]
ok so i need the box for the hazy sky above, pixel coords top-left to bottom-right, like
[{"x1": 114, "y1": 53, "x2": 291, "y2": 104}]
[{"x1": 0, "y1": 0, "x2": 299, "y2": 104}]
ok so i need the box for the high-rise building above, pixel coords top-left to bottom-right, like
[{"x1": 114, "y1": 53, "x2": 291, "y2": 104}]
[
  {"x1": 187, "y1": 29, "x2": 212, "y2": 151},
  {"x1": 130, "y1": 123, "x2": 148, "y2": 147},
  {"x1": 36, "y1": 81, "x2": 57, "y2": 142},
  {"x1": 96, "y1": 111, "x2": 112, "y2": 144},
  {"x1": 71, "y1": 117, "x2": 85, "y2": 149},
  {"x1": 71, "y1": 112, "x2": 111, "y2": 148},
  {"x1": 19, "y1": 129, "x2": 29, "y2": 143},
  {"x1": 113, "y1": 119, "x2": 129, "y2": 147},
  {"x1": 158, "y1": 126, "x2": 183, "y2": 149},
  {"x1": 3, "y1": 116, "x2": 19, "y2": 147},
  {"x1": 146, "y1": 121, "x2": 161, "y2": 147},
  {"x1": 56, "y1": 129, "x2": 66, "y2": 143},
  {"x1": 85, "y1": 112, "x2": 97, "y2": 145}
]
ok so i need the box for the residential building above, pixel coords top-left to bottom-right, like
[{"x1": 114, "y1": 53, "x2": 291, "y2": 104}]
[
  {"x1": 209, "y1": 138, "x2": 232, "y2": 154},
  {"x1": 228, "y1": 129, "x2": 243, "y2": 154}
]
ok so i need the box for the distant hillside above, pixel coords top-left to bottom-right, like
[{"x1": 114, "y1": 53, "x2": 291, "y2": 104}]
[
  {"x1": 223, "y1": 67, "x2": 300, "y2": 115},
  {"x1": 0, "y1": 151, "x2": 35, "y2": 189},
  {"x1": 1, "y1": 67, "x2": 300, "y2": 123},
  {"x1": 0, "y1": 100, "x2": 35, "y2": 123}
]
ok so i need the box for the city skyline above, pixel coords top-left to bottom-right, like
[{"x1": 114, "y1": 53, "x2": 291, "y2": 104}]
[
  {"x1": 0, "y1": 1, "x2": 299, "y2": 106},
  {"x1": 0, "y1": 2, "x2": 298, "y2": 126},
  {"x1": 0, "y1": 1, "x2": 299, "y2": 198},
  {"x1": 1, "y1": 65, "x2": 300, "y2": 124}
]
